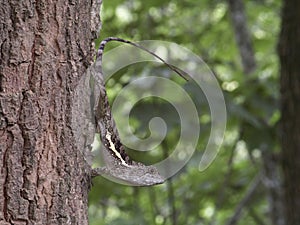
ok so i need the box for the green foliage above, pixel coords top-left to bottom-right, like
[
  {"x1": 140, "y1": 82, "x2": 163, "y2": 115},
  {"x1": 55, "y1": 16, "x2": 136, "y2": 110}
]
[{"x1": 89, "y1": 0, "x2": 281, "y2": 224}]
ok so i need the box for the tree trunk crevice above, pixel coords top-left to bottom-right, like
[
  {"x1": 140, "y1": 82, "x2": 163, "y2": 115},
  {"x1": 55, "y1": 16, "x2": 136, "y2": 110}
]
[{"x1": 0, "y1": 1, "x2": 102, "y2": 224}]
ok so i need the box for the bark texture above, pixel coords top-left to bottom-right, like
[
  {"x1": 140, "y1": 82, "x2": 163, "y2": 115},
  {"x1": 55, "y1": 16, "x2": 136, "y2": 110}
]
[
  {"x1": 0, "y1": 0, "x2": 101, "y2": 224},
  {"x1": 278, "y1": 0, "x2": 300, "y2": 224}
]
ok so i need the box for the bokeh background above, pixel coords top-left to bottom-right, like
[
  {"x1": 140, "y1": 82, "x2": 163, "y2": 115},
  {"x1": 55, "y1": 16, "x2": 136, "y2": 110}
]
[{"x1": 89, "y1": 1, "x2": 282, "y2": 224}]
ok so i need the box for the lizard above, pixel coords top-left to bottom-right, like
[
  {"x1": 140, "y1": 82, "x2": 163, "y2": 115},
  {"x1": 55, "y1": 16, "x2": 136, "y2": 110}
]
[{"x1": 91, "y1": 37, "x2": 189, "y2": 186}]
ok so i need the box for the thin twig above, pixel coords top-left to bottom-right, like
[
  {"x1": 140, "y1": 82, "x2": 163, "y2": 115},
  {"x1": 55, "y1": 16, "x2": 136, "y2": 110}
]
[
  {"x1": 225, "y1": 173, "x2": 262, "y2": 225},
  {"x1": 247, "y1": 207, "x2": 267, "y2": 225},
  {"x1": 162, "y1": 140, "x2": 177, "y2": 225},
  {"x1": 209, "y1": 133, "x2": 241, "y2": 225}
]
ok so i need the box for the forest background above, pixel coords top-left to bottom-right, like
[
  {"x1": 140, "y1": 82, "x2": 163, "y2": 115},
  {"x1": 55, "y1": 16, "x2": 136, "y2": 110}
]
[{"x1": 89, "y1": 0, "x2": 285, "y2": 225}]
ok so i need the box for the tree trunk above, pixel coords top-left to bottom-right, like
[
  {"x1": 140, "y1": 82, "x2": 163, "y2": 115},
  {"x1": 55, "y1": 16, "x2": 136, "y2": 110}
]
[
  {"x1": 227, "y1": 0, "x2": 256, "y2": 74},
  {"x1": 0, "y1": 0, "x2": 101, "y2": 224},
  {"x1": 278, "y1": 0, "x2": 300, "y2": 224}
]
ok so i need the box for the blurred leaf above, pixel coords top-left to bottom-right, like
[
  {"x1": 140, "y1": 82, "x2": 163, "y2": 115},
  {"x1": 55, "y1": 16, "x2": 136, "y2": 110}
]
[{"x1": 90, "y1": 0, "x2": 281, "y2": 224}]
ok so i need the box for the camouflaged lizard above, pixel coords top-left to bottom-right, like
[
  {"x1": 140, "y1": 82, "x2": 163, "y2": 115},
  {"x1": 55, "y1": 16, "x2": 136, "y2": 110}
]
[{"x1": 91, "y1": 37, "x2": 188, "y2": 186}]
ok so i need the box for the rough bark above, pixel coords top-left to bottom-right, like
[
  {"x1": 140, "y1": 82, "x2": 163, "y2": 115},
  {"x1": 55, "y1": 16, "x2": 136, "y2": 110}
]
[
  {"x1": 0, "y1": 0, "x2": 101, "y2": 224},
  {"x1": 278, "y1": 0, "x2": 300, "y2": 224}
]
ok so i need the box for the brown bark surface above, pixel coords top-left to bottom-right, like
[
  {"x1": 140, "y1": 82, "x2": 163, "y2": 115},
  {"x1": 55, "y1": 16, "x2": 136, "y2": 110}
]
[
  {"x1": 278, "y1": 0, "x2": 300, "y2": 224},
  {"x1": 0, "y1": 0, "x2": 101, "y2": 224}
]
